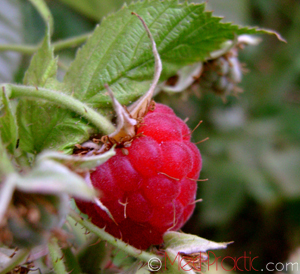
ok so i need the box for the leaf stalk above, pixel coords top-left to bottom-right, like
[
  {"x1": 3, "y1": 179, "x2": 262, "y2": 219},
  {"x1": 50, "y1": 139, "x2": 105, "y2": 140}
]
[
  {"x1": 68, "y1": 210, "x2": 160, "y2": 264},
  {"x1": 2, "y1": 84, "x2": 115, "y2": 135},
  {"x1": 0, "y1": 32, "x2": 92, "y2": 55}
]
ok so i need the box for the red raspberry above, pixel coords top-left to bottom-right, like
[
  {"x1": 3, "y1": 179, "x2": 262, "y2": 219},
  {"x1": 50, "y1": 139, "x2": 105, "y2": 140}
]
[{"x1": 76, "y1": 103, "x2": 202, "y2": 250}]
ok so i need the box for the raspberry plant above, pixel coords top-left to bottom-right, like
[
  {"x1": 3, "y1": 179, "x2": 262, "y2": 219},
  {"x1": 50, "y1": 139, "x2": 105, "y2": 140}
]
[{"x1": 0, "y1": 0, "x2": 282, "y2": 273}]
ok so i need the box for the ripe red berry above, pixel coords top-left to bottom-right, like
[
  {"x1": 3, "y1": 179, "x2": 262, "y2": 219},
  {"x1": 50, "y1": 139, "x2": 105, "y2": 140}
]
[{"x1": 76, "y1": 103, "x2": 202, "y2": 250}]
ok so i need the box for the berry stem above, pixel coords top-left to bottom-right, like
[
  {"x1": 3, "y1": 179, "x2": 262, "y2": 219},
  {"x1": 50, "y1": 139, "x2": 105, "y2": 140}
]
[
  {"x1": 2, "y1": 84, "x2": 115, "y2": 135},
  {"x1": 68, "y1": 210, "x2": 161, "y2": 263}
]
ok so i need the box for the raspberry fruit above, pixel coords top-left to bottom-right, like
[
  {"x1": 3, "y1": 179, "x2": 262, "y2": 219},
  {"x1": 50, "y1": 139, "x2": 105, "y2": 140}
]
[{"x1": 76, "y1": 103, "x2": 202, "y2": 250}]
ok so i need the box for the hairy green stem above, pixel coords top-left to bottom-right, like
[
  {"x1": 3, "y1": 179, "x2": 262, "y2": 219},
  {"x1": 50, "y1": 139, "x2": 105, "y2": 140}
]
[
  {"x1": 0, "y1": 249, "x2": 30, "y2": 274},
  {"x1": 48, "y1": 238, "x2": 68, "y2": 274},
  {"x1": 53, "y1": 32, "x2": 92, "y2": 51},
  {"x1": 0, "y1": 32, "x2": 92, "y2": 54},
  {"x1": 2, "y1": 84, "x2": 115, "y2": 135},
  {"x1": 68, "y1": 210, "x2": 160, "y2": 263},
  {"x1": 0, "y1": 44, "x2": 37, "y2": 54}
]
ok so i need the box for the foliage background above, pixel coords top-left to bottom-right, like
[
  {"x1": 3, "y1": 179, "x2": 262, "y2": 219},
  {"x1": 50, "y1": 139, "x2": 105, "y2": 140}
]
[{"x1": 0, "y1": 0, "x2": 299, "y2": 273}]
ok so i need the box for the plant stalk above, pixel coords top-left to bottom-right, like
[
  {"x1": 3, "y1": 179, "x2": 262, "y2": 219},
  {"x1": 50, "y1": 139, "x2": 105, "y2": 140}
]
[
  {"x1": 0, "y1": 32, "x2": 92, "y2": 54},
  {"x1": 2, "y1": 84, "x2": 115, "y2": 135},
  {"x1": 68, "y1": 210, "x2": 161, "y2": 264}
]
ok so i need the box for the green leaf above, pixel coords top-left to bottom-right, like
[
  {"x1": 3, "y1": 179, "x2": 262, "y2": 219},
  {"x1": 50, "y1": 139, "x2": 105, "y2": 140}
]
[
  {"x1": 162, "y1": 232, "x2": 231, "y2": 274},
  {"x1": 11, "y1": 159, "x2": 96, "y2": 200},
  {"x1": 62, "y1": 247, "x2": 82, "y2": 274},
  {"x1": 164, "y1": 248, "x2": 196, "y2": 274},
  {"x1": 16, "y1": 102, "x2": 92, "y2": 154},
  {"x1": 37, "y1": 146, "x2": 115, "y2": 172},
  {"x1": 163, "y1": 231, "x2": 231, "y2": 255},
  {"x1": 77, "y1": 238, "x2": 112, "y2": 274},
  {"x1": 23, "y1": 25, "x2": 57, "y2": 86},
  {"x1": 18, "y1": 26, "x2": 93, "y2": 155},
  {"x1": 63, "y1": 0, "x2": 279, "y2": 111},
  {"x1": 0, "y1": 88, "x2": 18, "y2": 154}
]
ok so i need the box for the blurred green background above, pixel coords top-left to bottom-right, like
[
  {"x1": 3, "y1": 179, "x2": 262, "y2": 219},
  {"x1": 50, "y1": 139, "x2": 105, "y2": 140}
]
[{"x1": 1, "y1": 0, "x2": 299, "y2": 272}]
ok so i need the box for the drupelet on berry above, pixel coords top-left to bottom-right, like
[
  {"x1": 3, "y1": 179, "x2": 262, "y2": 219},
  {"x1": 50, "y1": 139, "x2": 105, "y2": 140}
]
[{"x1": 76, "y1": 103, "x2": 202, "y2": 250}]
